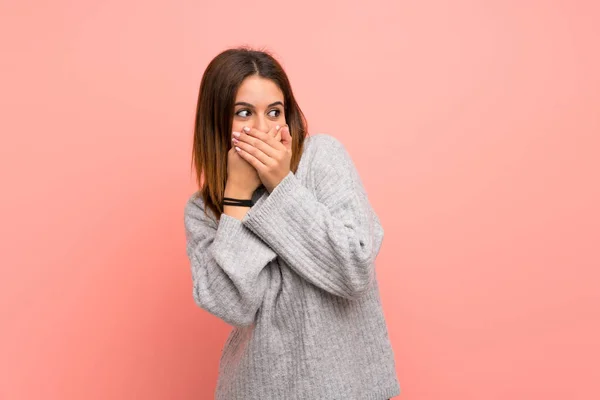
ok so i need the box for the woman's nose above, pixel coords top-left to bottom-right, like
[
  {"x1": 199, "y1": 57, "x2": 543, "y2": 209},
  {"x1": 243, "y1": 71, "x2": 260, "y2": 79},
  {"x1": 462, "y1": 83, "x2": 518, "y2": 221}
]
[{"x1": 255, "y1": 116, "x2": 269, "y2": 133}]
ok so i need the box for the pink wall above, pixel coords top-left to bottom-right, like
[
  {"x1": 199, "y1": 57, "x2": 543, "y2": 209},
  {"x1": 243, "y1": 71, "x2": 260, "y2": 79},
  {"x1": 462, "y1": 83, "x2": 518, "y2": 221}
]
[{"x1": 1, "y1": 1, "x2": 599, "y2": 399}]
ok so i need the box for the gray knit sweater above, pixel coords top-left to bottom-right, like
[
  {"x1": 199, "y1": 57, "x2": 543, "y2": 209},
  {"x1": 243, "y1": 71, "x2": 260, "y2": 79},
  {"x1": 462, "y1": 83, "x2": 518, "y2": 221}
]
[{"x1": 184, "y1": 133, "x2": 400, "y2": 399}]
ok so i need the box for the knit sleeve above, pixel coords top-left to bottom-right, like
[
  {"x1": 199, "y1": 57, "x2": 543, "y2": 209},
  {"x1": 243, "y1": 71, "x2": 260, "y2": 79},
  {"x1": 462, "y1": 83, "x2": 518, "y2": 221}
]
[
  {"x1": 241, "y1": 134, "x2": 384, "y2": 300},
  {"x1": 184, "y1": 197, "x2": 277, "y2": 327}
]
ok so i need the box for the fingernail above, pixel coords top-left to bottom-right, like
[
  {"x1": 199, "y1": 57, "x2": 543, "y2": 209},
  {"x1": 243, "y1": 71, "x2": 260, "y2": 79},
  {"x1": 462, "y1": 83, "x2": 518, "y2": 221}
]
[
  {"x1": 232, "y1": 138, "x2": 239, "y2": 144},
  {"x1": 232, "y1": 131, "x2": 240, "y2": 138},
  {"x1": 276, "y1": 125, "x2": 280, "y2": 130},
  {"x1": 235, "y1": 146, "x2": 241, "y2": 152},
  {"x1": 243, "y1": 127, "x2": 250, "y2": 132}
]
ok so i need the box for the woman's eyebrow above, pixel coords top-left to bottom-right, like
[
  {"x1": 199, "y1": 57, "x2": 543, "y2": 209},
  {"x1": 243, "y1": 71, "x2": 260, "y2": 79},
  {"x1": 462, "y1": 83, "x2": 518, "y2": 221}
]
[{"x1": 234, "y1": 101, "x2": 284, "y2": 108}]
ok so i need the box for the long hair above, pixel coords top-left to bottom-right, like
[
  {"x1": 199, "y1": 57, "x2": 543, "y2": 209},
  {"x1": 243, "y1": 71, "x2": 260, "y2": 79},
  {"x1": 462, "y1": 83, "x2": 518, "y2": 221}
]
[{"x1": 191, "y1": 47, "x2": 308, "y2": 220}]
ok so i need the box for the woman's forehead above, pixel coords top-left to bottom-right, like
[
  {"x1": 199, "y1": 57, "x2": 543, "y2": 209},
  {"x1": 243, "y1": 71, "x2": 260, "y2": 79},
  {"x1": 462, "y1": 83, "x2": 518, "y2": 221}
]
[{"x1": 235, "y1": 76, "x2": 284, "y2": 104}]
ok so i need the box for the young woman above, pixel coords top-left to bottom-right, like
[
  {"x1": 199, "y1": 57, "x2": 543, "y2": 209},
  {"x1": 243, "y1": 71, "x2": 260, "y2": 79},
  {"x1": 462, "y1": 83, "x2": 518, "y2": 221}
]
[{"x1": 184, "y1": 47, "x2": 400, "y2": 400}]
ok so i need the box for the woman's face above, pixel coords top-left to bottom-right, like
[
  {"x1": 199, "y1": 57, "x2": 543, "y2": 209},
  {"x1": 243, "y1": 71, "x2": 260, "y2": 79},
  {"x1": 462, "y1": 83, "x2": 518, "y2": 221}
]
[{"x1": 232, "y1": 75, "x2": 286, "y2": 136}]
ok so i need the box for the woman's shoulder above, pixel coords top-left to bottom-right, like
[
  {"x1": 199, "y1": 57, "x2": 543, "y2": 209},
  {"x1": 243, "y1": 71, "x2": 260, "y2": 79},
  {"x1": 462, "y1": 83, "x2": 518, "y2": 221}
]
[
  {"x1": 300, "y1": 133, "x2": 368, "y2": 192},
  {"x1": 183, "y1": 191, "x2": 218, "y2": 227},
  {"x1": 184, "y1": 191, "x2": 203, "y2": 211},
  {"x1": 303, "y1": 133, "x2": 357, "y2": 169},
  {"x1": 183, "y1": 191, "x2": 203, "y2": 218},
  {"x1": 303, "y1": 133, "x2": 348, "y2": 159},
  {"x1": 305, "y1": 132, "x2": 343, "y2": 147}
]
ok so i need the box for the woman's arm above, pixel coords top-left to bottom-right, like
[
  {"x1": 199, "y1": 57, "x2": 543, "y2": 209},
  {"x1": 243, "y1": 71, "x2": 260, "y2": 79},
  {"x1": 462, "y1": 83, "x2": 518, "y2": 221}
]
[
  {"x1": 241, "y1": 134, "x2": 384, "y2": 300},
  {"x1": 184, "y1": 198, "x2": 277, "y2": 327}
]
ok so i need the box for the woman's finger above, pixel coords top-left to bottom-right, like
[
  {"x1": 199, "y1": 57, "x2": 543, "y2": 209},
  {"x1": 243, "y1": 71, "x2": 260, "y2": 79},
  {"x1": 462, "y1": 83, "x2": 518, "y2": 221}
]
[
  {"x1": 234, "y1": 145, "x2": 265, "y2": 171},
  {"x1": 275, "y1": 124, "x2": 285, "y2": 142},
  {"x1": 233, "y1": 135, "x2": 273, "y2": 165},
  {"x1": 237, "y1": 128, "x2": 276, "y2": 156},
  {"x1": 269, "y1": 124, "x2": 281, "y2": 138},
  {"x1": 244, "y1": 127, "x2": 285, "y2": 152}
]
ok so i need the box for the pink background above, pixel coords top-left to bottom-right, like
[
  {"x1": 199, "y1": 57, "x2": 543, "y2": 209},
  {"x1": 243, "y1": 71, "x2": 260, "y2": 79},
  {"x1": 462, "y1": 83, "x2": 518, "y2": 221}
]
[{"x1": 1, "y1": 1, "x2": 599, "y2": 399}]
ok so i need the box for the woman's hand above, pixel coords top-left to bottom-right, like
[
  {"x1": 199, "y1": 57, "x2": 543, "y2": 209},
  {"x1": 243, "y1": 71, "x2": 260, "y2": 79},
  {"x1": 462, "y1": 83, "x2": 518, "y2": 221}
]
[
  {"x1": 225, "y1": 145, "x2": 262, "y2": 197},
  {"x1": 232, "y1": 125, "x2": 293, "y2": 193},
  {"x1": 226, "y1": 125, "x2": 282, "y2": 196}
]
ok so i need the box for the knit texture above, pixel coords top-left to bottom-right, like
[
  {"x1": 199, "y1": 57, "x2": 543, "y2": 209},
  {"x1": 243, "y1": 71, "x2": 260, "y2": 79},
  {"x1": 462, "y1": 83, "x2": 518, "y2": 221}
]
[{"x1": 184, "y1": 133, "x2": 400, "y2": 399}]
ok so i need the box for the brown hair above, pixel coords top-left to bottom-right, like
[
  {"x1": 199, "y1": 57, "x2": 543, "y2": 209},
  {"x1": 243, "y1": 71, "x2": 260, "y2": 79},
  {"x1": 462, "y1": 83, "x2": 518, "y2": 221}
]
[{"x1": 191, "y1": 47, "x2": 308, "y2": 220}]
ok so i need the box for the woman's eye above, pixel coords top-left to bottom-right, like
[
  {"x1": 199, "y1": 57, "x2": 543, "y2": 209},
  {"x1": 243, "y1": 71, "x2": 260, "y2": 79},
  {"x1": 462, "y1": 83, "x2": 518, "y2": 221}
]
[{"x1": 236, "y1": 109, "x2": 281, "y2": 118}]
